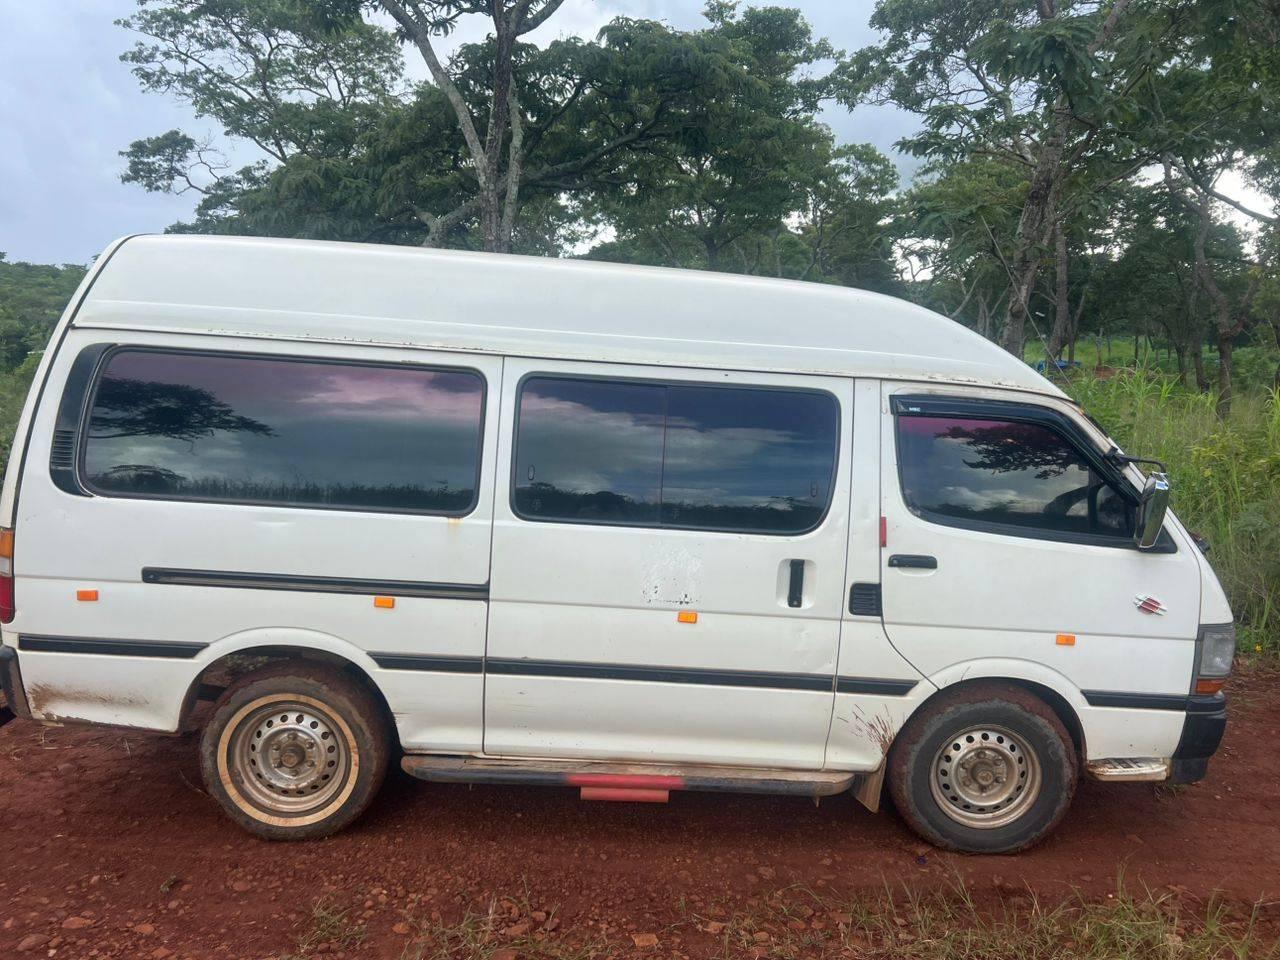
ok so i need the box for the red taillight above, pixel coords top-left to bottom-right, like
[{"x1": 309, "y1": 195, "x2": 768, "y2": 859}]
[{"x1": 0, "y1": 527, "x2": 13, "y2": 623}]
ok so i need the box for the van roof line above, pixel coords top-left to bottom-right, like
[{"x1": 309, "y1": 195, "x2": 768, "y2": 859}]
[{"x1": 74, "y1": 234, "x2": 1063, "y2": 398}]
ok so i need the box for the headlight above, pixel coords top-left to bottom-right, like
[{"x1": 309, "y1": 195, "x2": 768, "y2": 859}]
[{"x1": 1198, "y1": 623, "x2": 1236, "y2": 678}]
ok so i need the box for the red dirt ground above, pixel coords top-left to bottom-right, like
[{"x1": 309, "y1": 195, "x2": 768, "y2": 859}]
[{"x1": 1, "y1": 666, "x2": 1277, "y2": 959}]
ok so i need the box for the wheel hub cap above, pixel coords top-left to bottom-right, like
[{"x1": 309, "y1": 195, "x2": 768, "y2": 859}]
[
  {"x1": 930, "y1": 726, "x2": 1042, "y2": 829},
  {"x1": 229, "y1": 701, "x2": 352, "y2": 817}
]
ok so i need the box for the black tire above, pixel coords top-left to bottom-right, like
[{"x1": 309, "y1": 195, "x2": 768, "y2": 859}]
[
  {"x1": 887, "y1": 683, "x2": 1078, "y2": 854},
  {"x1": 199, "y1": 661, "x2": 390, "y2": 840}
]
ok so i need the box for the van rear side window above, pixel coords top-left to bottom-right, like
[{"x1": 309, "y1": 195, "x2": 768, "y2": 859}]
[
  {"x1": 80, "y1": 349, "x2": 485, "y2": 514},
  {"x1": 513, "y1": 376, "x2": 839, "y2": 534}
]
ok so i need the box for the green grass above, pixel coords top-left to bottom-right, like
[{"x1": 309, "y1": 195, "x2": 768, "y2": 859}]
[
  {"x1": 700, "y1": 883, "x2": 1277, "y2": 959},
  {"x1": 1066, "y1": 369, "x2": 1280, "y2": 655},
  {"x1": 390, "y1": 883, "x2": 1276, "y2": 959}
]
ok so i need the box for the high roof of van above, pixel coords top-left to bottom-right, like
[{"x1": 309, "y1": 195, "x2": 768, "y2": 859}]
[{"x1": 75, "y1": 234, "x2": 1062, "y2": 397}]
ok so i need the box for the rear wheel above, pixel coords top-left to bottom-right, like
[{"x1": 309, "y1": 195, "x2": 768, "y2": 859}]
[
  {"x1": 887, "y1": 683, "x2": 1077, "y2": 854},
  {"x1": 200, "y1": 662, "x2": 390, "y2": 840}
]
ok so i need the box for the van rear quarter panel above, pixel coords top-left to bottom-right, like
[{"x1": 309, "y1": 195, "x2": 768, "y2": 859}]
[{"x1": 8, "y1": 328, "x2": 499, "y2": 748}]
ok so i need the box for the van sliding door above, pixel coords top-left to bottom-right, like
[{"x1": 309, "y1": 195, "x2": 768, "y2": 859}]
[{"x1": 483, "y1": 358, "x2": 854, "y2": 769}]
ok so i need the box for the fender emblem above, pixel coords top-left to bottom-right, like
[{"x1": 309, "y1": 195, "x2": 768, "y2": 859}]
[{"x1": 1134, "y1": 595, "x2": 1167, "y2": 615}]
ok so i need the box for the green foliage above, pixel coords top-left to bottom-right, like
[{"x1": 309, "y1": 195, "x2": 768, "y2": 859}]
[
  {"x1": 1071, "y1": 371, "x2": 1280, "y2": 654},
  {"x1": 0, "y1": 255, "x2": 87, "y2": 475},
  {"x1": 0, "y1": 256, "x2": 86, "y2": 371},
  {"x1": 0, "y1": 356, "x2": 42, "y2": 476}
]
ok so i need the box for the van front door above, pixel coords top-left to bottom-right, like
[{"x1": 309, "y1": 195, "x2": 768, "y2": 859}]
[
  {"x1": 483, "y1": 359, "x2": 854, "y2": 769},
  {"x1": 877, "y1": 385, "x2": 1202, "y2": 738}
]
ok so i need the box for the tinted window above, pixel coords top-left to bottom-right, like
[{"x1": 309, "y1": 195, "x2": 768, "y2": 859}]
[
  {"x1": 514, "y1": 378, "x2": 665, "y2": 524},
  {"x1": 514, "y1": 376, "x2": 838, "y2": 534},
  {"x1": 662, "y1": 386, "x2": 838, "y2": 531},
  {"x1": 897, "y1": 415, "x2": 1132, "y2": 538},
  {"x1": 82, "y1": 350, "x2": 484, "y2": 513}
]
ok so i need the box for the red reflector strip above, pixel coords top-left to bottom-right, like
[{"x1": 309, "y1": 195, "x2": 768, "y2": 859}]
[
  {"x1": 0, "y1": 576, "x2": 12, "y2": 624},
  {"x1": 579, "y1": 787, "x2": 670, "y2": 803},
  {"x1": 565, "y1": 773, "x2": 685, "y2": 790},
  {"x1": 879, "y1": 516, "x2": 887, "y2": 548}
]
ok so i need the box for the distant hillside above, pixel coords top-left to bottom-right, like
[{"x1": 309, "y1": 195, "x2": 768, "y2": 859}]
[{"x1": 0, "y1": 254, "x2": 87, "y2": 470}]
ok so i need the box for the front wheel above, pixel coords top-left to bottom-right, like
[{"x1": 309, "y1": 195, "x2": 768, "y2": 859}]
[
  {"x1": 200, "y1": 662, "x2": 390, "y2": 840},
  {"x1": 887, "y1": 683, "x2": 1078, "y2": 854}
]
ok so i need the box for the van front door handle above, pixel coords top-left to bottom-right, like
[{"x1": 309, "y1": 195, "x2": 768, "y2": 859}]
[{"x1": 888, "y1": 554, "x2": 937, "y2": 570}]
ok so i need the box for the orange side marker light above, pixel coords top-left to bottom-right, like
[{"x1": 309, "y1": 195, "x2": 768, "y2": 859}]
[
  {"x1": 373, "y1": 596, "x2": 396, "y2": 609},
  {"x1": 1055, "y1": 633, "x2": 1076, "y2": 646},
  {"x1": 677, "y1": 610, "x2": 698, "y2": 624},
  {"x1": 1195, "y1": 678, "x2": 1224, "y2": 695},
  {"x1": 76, "y1": 589, "x2": 99, "y2": 602}
]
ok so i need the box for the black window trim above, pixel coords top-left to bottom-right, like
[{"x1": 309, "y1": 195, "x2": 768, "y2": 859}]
[
  {"x1": 891, "y1": 393, "x2": 1176, "y2": 553},
  {"x1": 72, "y1": 343, "x2": 489, "y2": 519},
  {"x1": 510, "y1": 371, "x2": 843, "y2": 538}
]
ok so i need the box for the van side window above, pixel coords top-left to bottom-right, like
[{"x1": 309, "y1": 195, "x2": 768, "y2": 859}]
[
  {"x1": 81, "y1": 349, "x2": 484, "y2": 514},
  {"x1": 514, "y1": 376, "x2": 838, "y2": 534},
  {"x1": 896, "y1": 414, "x2": 1133, "y2": 539}
]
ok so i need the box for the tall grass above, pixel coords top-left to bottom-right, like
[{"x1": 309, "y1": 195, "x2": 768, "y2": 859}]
[{"x1": 1067, "y1": 370, "x2": 1280, "y2": 655}]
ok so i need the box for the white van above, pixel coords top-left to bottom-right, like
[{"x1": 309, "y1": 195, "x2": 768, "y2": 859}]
[{"x1": 0, "y1": 236, "x2": 1233, "y2": 853}]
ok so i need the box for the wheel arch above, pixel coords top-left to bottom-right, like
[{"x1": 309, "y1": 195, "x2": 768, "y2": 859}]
[
  {"x1": 915, "y1": 660, "x2": 1088, "y2": 763},
  {"x1": 178, "y1": 631, "x2": 396, "y2": 746}
]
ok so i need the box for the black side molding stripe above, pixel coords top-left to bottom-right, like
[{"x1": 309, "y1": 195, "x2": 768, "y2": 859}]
[
  {"x1": 1083, "y1": 690, "x2": 1219, "y2": 712},
  {"x1": 485, "y1": 658, "x2": 834, "y2": 691},
  {"x1": 837, "y1": 677, "x2": 919, "y2": 696},
  {"x1": 370, "y1": 654, "x2": 484, "y2": 673},
  {"x1": 142, "y1": 567, "x2": 489, "y2": 601},
  {"x1": 18, "y1": 635, "x2": 207, "y2": 659},
  {"x1": 473, "y1": 658, "x2": 919, "y2": 695}
]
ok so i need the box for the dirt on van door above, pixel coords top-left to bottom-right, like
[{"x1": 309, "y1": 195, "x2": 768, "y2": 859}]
[{"x1": 1, "y1": 664, "x2": 1277, "y2": 959}]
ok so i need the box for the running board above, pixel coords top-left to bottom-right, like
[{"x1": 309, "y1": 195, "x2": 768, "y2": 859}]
[
  {"x1": 1085, "y1": 758, "x2": 1171, "y2": 782},
  {"x1": 401, "y1": 756, "x2": 857, "y2": 800}
]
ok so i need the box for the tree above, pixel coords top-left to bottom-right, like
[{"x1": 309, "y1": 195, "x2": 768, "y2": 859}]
[
  {"x1": 851, "y1": 0, "x2": 1173, "y2": 358},
  {"x1": 118, "y1": 0, "x2": 405, "y2": 229},
  {"x1": 899, "y1": 157, "x2": 1025, "y2": 340},
  {"x1": 1146, "y1": 0, "x2": 1280, "y2": 413},
  {"x1": 119, "y1": 1, "x2": 779, "y2": 253},
  {"x1": 584, "y1": 4, "x2": 845, "y2": 274},
  {"x1": 795, "y1": 144, "x2": 902, "y2": 292}
]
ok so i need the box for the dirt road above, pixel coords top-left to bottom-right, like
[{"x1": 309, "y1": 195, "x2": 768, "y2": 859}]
[{"x1": 2, "y1": 666, "x2": 1277, "y2": 959}]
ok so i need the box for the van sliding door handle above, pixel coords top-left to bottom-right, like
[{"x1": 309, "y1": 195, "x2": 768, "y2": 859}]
[
  {"x1": 787, "y1": 559, "x2": 805, "y2": 608},
  {"x1": 888, "y1": 554, "x2": 937, "y2": 570}
]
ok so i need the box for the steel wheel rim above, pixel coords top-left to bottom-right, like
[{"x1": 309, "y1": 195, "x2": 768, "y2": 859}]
[
  {"x1": 929, "y1": 724, "x2": 1042, "y2": 829},
  {"x1": 227, "y1": 698, "x2": 354, "y2": 818}
]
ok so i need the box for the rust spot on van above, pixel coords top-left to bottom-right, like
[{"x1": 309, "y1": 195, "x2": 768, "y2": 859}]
[
  {"x1": 25, "y1": 683, "x2": 143, "y2": 721},
  {"x1": 845, "y1": 706, "x2": 896, "y2": 758}
]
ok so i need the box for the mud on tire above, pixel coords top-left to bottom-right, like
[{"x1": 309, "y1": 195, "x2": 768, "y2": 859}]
[
  {"x1": 887, "y1": 682, "x2": 1078, "y2": 854},
  {"x1": 199, "y1": 661, "x2": 390, "y2": 840}
]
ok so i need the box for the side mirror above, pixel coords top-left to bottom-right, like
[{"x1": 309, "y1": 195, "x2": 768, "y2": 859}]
[{"x1": 1135, "y1": 472, "x2": 1171, "y2": 550}]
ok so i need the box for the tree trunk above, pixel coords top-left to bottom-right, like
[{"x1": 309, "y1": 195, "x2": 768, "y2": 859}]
[
  {"x1": 1000, "y1": 119, "x2": 1067, "y2": 359},
  {"x1": 1217, "y1": 335, "x2": 1233, "y2": 417},
  {"x1": 1047, "y1": 222, "x2": 1072, "y2": 359},
  {"x1": 1173, "y1": 343, "x2": 1188, "y2": 386},
  {"x1": 976, "y1": 295, "x2": 992, "y2": 341},
  {"x1": 1191, "y1": 338, "x2": 1209, "y2": 393},
  {"x1": 998, "y1": 0, "x2": 1130, "y2": 360}
]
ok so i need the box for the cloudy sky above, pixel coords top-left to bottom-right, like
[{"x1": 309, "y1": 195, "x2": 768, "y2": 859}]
[{"x1": 1, "y1": 1, "x2": 1266, "y2": 266}]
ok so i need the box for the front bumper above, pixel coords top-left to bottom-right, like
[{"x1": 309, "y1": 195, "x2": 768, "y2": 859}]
[
  {"x1": 0, "y1": 644, "x2": 30, "y2": 728},
  {"x1": 1168, "y1": 693, "x2": 1227, "y2": 784}
]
